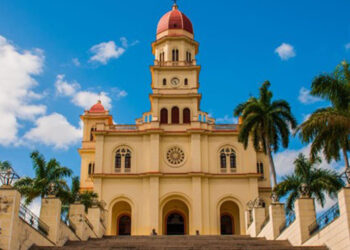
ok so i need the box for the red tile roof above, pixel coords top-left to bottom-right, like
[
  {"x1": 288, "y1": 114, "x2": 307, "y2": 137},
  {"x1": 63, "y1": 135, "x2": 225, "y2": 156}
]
[
  {"x1": 157, "y1": 4, "x2": 193, "y2": 35},
  {"x1": 89, "y1": 100, "x2": 105, "y2": 113}
]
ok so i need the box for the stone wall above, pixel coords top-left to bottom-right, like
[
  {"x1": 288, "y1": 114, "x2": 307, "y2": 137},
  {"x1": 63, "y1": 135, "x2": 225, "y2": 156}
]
[{"x1": 248, "y1": 187, "x2": 350, "y2": 250}]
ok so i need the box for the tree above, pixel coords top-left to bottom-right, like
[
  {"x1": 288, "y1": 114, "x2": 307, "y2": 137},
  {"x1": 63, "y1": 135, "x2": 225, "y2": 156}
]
[
  {"x1": 62, "y1": 176, "x2": 99, "y2": 213},
  {"x1": 274, "y1": 153, "x2": 344, "y2": 211},
  {"x1": 14, "y1": 151, "x2": 72, "y2": 204},
  {"x1": 0, "y1": 160, "x2": 12, "y2": 171},
  {"x1": 298, "y1": 61, "x2": 350, "y2": 169},
  {"x1": 234, "y1": 81, "x2": 297, "y2": 187}
]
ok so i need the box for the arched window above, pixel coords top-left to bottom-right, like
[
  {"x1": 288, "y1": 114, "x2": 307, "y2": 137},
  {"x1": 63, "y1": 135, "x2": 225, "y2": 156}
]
[
  {"x1": 115, "y1": 147, "x2": 132, "y2": 173},
  {"x1": 183, "y1": 108, "x2": 191, "y2": 124},
  {"x1": 115, "y1": 152, "x2": 122, "y2": 172},
  {"x1": 184, "y1": 78, "x2": 188, "y2": 85},
  {"x1": 230, "y1": 152, "x2": 236, "y2": 170},
  {"x1": 171, "y1": 107, "x2": 179, "y2": 124},
  {"x1": 125, "y1": 153, "x2": 131, "y2": 172},
  {"x1": 163, "y1": 78, "x2": 167, "y2": 86},
  {"x1": 198, "y1": 114, "x2": 202, "y2": 121},
  {"x1": 220, "y1": 147, "x2": 237, "y2": 173},
  {"x1": 160, "y1": 108, "x2": 168, "y2": 124},
  {"x1": 220, "y1": 153, "x2": 226, "y2": 171},
  {"x1": 172, "y1": 49, "x2": 179, "y2": 61}
]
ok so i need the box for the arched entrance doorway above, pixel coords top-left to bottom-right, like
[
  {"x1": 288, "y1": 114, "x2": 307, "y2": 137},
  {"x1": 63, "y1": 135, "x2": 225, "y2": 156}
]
[
  {"x1": 162, "y1": 199, "x2": 189, "y2": 235},
  {"x1": 111, "y1": 201, "x2": 132, "y2": 235},
  {"x1": 118, "y1": 214, "x2": 131, "y2": 235},
  {"x1": 220, "y1": 200, "x2": 240, "y2": 235},
  {"x1": 220, "y1": 214, "x2": 233, "y2": 235}
]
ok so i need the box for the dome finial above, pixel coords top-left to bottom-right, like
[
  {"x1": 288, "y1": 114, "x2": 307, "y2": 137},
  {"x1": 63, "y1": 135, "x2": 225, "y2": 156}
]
[{"x1": 172, "y1": 0, "x2": 178, "y2": 10}]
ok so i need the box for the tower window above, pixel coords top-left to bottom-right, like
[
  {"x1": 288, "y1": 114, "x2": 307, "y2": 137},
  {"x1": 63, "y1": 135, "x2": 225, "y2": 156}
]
[
  {"x1": 163, "y1": 78, "x2": 167, "y2": 86},
  {"x1": 160, "y1": 52, "x2": 165, "y2": 62},
  {"x1": 125, "y1": 153, "x2": 131, "y2": 172},
  {"x1": 230, "y1": 153, "x2": 236, "y2": 169},
  {"x1": 183, "y1": 108, "x2": 191, "y2": 124},
  {"x1": 184, "y1": 78, "x2": 188, "y2": 85},
  {"x1": 90, "y1": 127, "x2": 96, "y2": 141},
  {"x1": 257, "y1": 162, "x2": 264, "y2": 175},
  {"x1": 186, "y1": 52, "x2": 192, "y2": 62},
  {"x1": 171, "y1": 107, "x2": 179, "y2": 124},
  {"x1": 115, "y1": 153, "x2": 122, "y2": 171},
  {"x1": 160, "y1": 108, "x2": 168, "y2": 124},
  {"x1": 172, "y1": 49, "x2": 179, "y2": 61},
  {"x1": 88, "y1": 162, "x2": 95, "y2": 176}
]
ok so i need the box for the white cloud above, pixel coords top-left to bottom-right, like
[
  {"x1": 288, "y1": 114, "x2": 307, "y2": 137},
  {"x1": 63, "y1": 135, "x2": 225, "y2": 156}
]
[
  {"x1": 274, "y1": 144, "x2": 343, "y2": 177},
  {"x1": 275, "y1": 43, "x2": 296, "y2": 60},
  {"x1": 298, "y1": 87, "x2": 322, "y2": 104},
  {"x1": 0, "y1": 35, "x2": 46, "y2": 146},
  {"x1": 72, "y1": 91, "x2": 112, "y2": 110},
  {"x1": 55, "y1": 74, "x2": 80, "y2": 96},
  {"x1": 89, "y1": 41, "x2": 125, "y2": 64},
  {"x1": 111, "y1": 87, "x2": 128, "y2": 99},
  {"x1": 72, "y1": 58, "x2": 80, "y2": 66},
  {"x1": 23, "y1": 113, "x2": 82, "y2": 150},
  {"x1": 216, "y1": 115, "x2": 238, "y2": 124}
]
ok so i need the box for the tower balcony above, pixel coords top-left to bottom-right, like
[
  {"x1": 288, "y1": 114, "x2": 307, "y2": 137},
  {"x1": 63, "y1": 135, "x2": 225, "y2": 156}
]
[{"x1": 154, "y1": 60, "x2": 197, "y2": 67}]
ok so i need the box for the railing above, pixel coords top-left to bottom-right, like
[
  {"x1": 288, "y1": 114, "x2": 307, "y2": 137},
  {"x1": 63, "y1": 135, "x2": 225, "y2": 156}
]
[
  {"x1": 279, "y1": 211, "x2": 296, "y2": 234},
  {"x1": 247, "y1": 210, "x2": 253, "y2": 228},
  {"x1": 19, "y1": 203, "x2": 49, "y2": 236},
  {"x1": 309, "y1": 203, "x2": 340, "y2": 236},
  {"x1": 260, "y1": 214, "x2": 270, "y2": 231},
  {"x1": 61, "y1": 213, "x2": 77, "y2": 233},
  {"x1": 213, "y1": 124, "x2": 237, "y2": 130},
  {"x1": 154, "y1": 60, "x2": 195, "y2": 67},
  {"x1": 109, "y1": 125, "x2": 138, "y2": 131}
]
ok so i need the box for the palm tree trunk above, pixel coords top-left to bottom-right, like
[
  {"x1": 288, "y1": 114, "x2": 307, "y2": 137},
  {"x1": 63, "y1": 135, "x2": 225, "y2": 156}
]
[
  {"x1": 343, "y1": 147, "x2": 350, "y2": 169},
  {"x1": 265, "y1": 138, "x2": 278, "y2": 188}
]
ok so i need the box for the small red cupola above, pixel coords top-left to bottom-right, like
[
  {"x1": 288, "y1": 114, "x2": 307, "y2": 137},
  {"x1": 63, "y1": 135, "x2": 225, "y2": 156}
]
[
  {"x1": 89, "y1": 100, "x2": 106, "y2": 113},
  {"x1": 156, "y1": 3, "x2": 193, "y2": 38}
]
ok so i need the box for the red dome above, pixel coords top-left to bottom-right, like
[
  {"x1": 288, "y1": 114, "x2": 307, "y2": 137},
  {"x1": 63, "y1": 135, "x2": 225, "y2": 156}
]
[
  {"x1": 157, "y1": 4, "x2": 193, "y2": 35},
  {"x1": 89, "y1": 100, "x2": 105, "y2": 113}
]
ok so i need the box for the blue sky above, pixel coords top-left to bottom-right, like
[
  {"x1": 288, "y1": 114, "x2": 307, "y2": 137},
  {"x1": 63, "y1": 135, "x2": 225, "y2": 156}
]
[{"x1": 0, "y1": 0, "x2": 349, "y2": 196}]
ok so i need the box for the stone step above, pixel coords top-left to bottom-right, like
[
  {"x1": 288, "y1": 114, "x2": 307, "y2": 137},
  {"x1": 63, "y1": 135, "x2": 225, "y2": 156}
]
[{"x1": 30, "y1": 236, "x2": 328, "y2": 250}]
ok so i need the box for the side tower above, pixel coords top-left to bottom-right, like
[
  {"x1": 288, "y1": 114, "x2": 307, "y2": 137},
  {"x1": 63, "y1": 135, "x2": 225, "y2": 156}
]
[{"x1": 79, "y1": 101, "x2": 113, "y2": 190}]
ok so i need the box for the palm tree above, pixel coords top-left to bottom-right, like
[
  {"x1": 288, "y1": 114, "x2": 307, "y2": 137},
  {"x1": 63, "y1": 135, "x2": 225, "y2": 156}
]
[
  {"x1": 298, "y1": 61, "x2": 350, "y2": 169},
  {"x1": 62, "y1": 176, "x2": 99, "y2": 213},
  {"x1": 234, "y1": 81, "x2": 297, "y2": 187},
  {"x1": 274, "y1": 153, "x2": 344, "y2": 211},
  {"x1": 14, "y1": 151, "x2": 72, "y2": 204},
  {"x1": 0, "y1": 160, "x2": 12, "y2": 170}
]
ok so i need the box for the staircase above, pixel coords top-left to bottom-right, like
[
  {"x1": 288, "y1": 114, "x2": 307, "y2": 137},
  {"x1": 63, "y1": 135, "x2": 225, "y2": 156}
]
[{"x1": 30, "y1": 235, "x2": 328, "y2": 250}]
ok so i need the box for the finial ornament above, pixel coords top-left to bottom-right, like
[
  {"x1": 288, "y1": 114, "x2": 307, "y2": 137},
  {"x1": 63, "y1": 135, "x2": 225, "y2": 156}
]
[{"x1": 172, "y1": 0, "x2": 178, "y2": 9}]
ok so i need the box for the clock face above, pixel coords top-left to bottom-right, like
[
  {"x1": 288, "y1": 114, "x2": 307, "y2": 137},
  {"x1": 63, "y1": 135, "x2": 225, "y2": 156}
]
[{"x1": 171, "y1": 77, "x2": 180, "y2": 87}]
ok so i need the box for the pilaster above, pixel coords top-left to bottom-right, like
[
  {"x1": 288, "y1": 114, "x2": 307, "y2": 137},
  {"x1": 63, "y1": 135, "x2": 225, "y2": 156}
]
[{"x1": 191, "y1": 176, "x2": 202, "y2": 234}]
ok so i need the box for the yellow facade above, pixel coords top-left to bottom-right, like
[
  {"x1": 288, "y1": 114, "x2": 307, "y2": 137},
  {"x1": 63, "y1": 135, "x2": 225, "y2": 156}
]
[{"x1": 78, "y1": 4, "x2": 271, "y2": 236}]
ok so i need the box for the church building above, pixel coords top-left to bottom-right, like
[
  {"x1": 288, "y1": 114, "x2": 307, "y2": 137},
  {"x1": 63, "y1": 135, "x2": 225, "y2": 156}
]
[{"x1": 78, "y1": 3, "x2": 271, "y2": 236}]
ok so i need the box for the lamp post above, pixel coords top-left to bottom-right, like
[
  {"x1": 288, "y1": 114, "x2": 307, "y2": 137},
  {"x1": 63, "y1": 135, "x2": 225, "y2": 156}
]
[{"x1": 0, "y1": 166, "x2": 20, "y2": 188}]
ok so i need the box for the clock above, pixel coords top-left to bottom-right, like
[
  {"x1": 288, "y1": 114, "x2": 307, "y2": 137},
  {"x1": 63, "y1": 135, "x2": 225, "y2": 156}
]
[{"x1": 170, "y1": 77, "x2": 180, "y2": 87}]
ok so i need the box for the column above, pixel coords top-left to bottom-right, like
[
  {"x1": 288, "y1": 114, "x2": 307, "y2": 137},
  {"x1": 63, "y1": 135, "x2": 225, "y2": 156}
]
[
  {"x1": 294, "y1": 198, "x2": 316, "y2": 244},
  {"x1": 269, "y1": 203, "x2": 285, "y2": 239},
  {"x1": 69, "y1": 203, "x2": 89, "y2": 241},
  {"x1": 0, "y1": 188, "x2": 21, "y2": 250},
  {"x1": 250, "y1": 206, "x2": 265, "y2": 236},
  {"x1": 40, "y1": 197, "x2": 62, "y2": 244}
]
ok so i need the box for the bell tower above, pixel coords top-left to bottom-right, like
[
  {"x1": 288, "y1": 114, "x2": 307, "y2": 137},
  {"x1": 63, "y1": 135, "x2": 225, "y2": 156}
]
[{"x1": 148, "y1": 3, "x2": 202, "y2": 125}]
